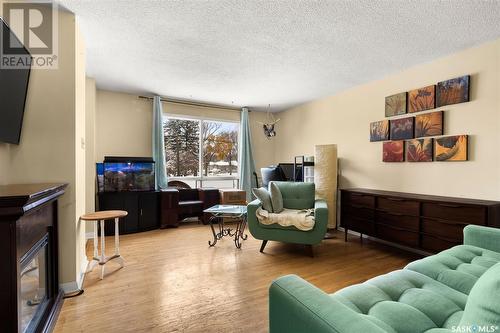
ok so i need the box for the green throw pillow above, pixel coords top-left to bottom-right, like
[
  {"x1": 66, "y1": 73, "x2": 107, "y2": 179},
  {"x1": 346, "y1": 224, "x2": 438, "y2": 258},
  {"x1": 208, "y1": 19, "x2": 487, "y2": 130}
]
[
  {"x1": 269, "y1": 182, "x2": 284, "y2": 213},
  {"x1": 459, "y1": 262, "x2": 500, "y2": 330},
  {"x1": 252, "y1": 187, "x2": 273, "y2": 212}
]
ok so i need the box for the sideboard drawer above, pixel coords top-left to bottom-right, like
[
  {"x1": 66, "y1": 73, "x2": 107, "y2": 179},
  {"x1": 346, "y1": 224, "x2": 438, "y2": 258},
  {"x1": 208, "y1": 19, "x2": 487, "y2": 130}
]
[
  {"x1": 422, "y1": 203, "x2": 486, "y2": 224},
  {"x1": 376, "y1": 224, "x2": 419, "y2": 247},
  {"x1": 421, "y1": 218, "x2": 464, "y2": 241},
  {"x1": 421, "y1": 234, "x2": 461, "y2": 253},
  {"x1": 343, "y1": 216, "x2": 375, "y2": 236},
  {"x1": 344, "y1": 192, "x2": 375, "y2": 208},
  {"x1": 342, "y1": 205, "x2": 374, "y2": 220},
  {"x1": 377, "y1": 197, "x2": 419, "y2": 216},
  {"x1": 376, "y1": 211, "x2": 419, "y2": 232}
]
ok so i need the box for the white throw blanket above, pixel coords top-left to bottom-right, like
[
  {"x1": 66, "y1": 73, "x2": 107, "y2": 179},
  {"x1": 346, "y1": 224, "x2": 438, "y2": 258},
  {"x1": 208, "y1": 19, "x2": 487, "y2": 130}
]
[{"x1": 256, "y1": 207, "x2": 315, "y2": 231}]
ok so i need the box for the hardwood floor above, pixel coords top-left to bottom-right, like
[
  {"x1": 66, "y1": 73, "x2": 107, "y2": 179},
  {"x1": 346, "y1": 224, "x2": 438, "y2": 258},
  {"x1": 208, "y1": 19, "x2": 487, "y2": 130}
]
[{"x1": 54, "y1": 225, "x2": 421, "y2": 333}]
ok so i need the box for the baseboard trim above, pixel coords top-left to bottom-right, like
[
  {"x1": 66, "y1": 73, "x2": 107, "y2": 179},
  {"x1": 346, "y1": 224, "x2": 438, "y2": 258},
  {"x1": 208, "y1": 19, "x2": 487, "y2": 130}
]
[
  {"x1": 337, "y1": 227, "x2": 431, "y2": 257},
  {"x1": 60, "y1": 257, "x2": 89, "y2": 294},
  {"x1": 60, "y1": 280, "x2": 79, "y2": 294}
]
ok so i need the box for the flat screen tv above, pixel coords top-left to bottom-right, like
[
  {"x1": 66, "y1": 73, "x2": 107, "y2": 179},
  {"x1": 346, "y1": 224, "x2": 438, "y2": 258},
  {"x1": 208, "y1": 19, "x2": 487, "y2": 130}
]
[{"x1": 0, "y1": 18, "x2": 31, "y2": 144}]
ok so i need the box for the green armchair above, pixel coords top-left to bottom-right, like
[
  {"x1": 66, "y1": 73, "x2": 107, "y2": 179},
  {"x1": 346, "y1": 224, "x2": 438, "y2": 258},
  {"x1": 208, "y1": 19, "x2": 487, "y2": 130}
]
[{"x1": 247, "y1": 181, "x2": 328, "y2": 255}]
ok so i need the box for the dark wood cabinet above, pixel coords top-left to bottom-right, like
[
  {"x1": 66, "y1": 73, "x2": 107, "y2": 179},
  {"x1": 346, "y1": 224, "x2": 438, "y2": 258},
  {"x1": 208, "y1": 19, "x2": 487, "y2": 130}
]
[
  {"x1": 138, "y1": 192, "x2": 160, "y2": 230},
  {"x1": 98, "y1": 191, "x2": 159, "y2": 235},
  {"x1": 160, "y1": 189, "x2": 179, "y2": 228},
  {"x1": 341, "y1": 188, "x2": 500, "y2": 253},
  {"x1": 0, "y1": 183, "x2": 67, "y2": 333}
]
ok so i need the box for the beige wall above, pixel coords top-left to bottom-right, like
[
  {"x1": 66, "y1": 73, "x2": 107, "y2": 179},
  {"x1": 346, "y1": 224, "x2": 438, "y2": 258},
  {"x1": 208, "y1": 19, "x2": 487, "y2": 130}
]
[
  {"x1": 95, "y1": 90, "x2": 275, "y2": 171},
  {"x1": 0, "y1": 145, "x2": 8, "y2": 185},
  {"x1": 85, "y1": 78, "x2": 96, "y2": 233},
  {"x1": 275, "y1": 39, "x2": 500, "y2": 200},
  {"x1": 74, "y1": 21, "x2": 87, "y2": 284},
  {"x1": 0, "y1": 9, "x2": 87, "y2": 289}
]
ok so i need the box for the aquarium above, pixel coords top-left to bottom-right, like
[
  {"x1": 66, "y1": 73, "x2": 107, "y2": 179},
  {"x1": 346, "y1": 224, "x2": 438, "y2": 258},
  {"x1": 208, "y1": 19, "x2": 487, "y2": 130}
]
[
  {"x1": 101, "y1": 157, "x2": 155, "y2": 192},
  {"x1": 96, "y1": 163, "x2": 104, "y2": 193}
]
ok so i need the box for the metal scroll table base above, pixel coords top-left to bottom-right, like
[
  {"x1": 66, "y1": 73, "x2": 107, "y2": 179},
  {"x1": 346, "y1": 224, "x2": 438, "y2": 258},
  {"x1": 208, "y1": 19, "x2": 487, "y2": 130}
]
[{"x1": 208, "y1": 214, "x2": 248, "y2": 249}]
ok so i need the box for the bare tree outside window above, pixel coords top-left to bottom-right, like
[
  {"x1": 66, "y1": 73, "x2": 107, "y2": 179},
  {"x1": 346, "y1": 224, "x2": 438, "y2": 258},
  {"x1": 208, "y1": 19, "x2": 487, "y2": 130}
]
[
  {"x1": 202, "y1": 121, "x2": 222, "y2": 176},
  {"x1": 202, "y1": 121, "x2": 239, "y2": 177}
]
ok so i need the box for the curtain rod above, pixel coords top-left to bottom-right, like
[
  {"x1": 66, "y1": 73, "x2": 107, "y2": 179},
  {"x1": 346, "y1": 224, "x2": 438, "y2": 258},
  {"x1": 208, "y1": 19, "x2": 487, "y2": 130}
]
[{"x1": 138, "y1": 95, "x2": 242, "y2": 111}]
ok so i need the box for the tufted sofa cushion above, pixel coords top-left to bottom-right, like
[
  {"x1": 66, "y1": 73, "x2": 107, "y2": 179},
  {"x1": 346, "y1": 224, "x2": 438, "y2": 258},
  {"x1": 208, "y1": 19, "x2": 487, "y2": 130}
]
[
  {"x1": 405, "y1": 245, "x2": 500, "y2": 295},
  {"x1": 330, "y1": 269, "x2": 466, "y2": 333}
]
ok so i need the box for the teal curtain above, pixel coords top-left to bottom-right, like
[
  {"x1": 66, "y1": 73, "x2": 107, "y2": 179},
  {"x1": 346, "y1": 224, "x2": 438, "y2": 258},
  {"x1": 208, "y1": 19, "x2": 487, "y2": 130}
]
[
  {"x1": 152, "y1": 96, "x2": 168, "y2": 189},
  {"x1": 238, "y1": 107, "x2": 257, "y2": 201}
]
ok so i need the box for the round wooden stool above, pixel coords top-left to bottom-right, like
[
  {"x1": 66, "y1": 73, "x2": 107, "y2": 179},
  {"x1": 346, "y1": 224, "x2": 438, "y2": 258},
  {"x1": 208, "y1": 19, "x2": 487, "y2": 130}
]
[{"x1": 80, "y1": 210, "x2": 128, "y2": 279}]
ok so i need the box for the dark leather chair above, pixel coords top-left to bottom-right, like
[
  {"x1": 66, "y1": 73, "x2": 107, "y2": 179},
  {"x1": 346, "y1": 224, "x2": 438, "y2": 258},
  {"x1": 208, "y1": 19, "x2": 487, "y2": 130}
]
[
  {"x1": 178, "y1": 188, "x2": 204, "y2": 222},
  {"x1": 168, "y1": 180, "x2": 191, "y2": 189},
  {"x1": 260, "y1": 166, "x2": 287, "y2": 188},
  {"x1": 160, "y1": 187, "x2": 220, "y2": 228}
]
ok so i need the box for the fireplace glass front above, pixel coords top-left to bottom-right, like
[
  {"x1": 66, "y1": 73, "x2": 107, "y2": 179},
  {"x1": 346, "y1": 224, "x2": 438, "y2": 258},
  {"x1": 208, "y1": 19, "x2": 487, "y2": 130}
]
[{"x1": 19, "y1": 238, "x2": 48, "y2": 333}]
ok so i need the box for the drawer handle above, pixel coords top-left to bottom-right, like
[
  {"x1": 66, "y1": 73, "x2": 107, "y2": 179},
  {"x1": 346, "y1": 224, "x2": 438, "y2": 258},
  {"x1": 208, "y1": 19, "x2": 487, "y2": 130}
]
[
  {"x1": 424, "y1": 218, "x2": 468, "y2": 226},
  {"x1": 388, "y1": 212, "x2": 404, "y2": 217},
  {"x1": 377, "y1": 223, "x2": 415, "y2": 233},
  {"x1": 350, "y1": 204, "x2": 371, "y2": 209},
  {"x1": 386, "y1": 197, "x2": 405, "y2": 202},
  {"x1": 438, "y1": 203, "x2": 462, "y2": 208}
]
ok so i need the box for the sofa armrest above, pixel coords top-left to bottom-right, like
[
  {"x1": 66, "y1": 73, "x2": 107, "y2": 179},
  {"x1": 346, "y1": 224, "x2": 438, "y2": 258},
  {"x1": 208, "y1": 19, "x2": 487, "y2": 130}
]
[
  {"x1": 247, "y1": 199, "x2": 262, "y2": 213},
  {"x1": 464, "y1": 225, "x2": 500, "y2": 253},
  {"x1": 247, "y1": 199, "x2": 262, "y2": 226},
  {"x1": 269, "y1": 275, "x2": 385, "y2": 333},
  {"x1": 314, "y1": 199, "x2": 329, "y2": 232}
]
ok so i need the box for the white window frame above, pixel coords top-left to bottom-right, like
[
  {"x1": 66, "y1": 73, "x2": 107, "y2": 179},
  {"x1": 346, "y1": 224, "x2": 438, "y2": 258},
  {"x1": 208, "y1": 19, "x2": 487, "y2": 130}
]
[{"x1": 163, "y1": 113, "x2": 240, "y2": 188}]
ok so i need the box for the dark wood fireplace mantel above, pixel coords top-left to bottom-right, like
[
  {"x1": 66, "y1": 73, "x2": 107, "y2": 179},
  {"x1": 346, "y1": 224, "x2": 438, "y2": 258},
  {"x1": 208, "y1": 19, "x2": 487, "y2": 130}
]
[{"x1": 0, "y1": 183, "x2": 67, "y2": 333}]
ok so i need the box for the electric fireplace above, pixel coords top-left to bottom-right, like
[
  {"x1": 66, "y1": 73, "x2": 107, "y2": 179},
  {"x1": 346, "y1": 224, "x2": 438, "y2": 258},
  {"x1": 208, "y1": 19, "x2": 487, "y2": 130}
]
[{"x1": 0, "y1": 183, "x2": 67, "y2": 333}]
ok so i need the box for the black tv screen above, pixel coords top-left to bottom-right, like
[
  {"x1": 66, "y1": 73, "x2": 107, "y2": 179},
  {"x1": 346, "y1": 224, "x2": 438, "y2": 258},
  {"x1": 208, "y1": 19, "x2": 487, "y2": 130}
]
[{"x1": 0, "y1": 18, "x2": 31, "y2": 144}]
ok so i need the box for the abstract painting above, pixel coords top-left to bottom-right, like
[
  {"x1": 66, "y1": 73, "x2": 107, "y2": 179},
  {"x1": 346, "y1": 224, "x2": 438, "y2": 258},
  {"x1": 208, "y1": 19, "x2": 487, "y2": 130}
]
[
  {"x1": 407, "y1": 138, "x2": 433, "y2": 162},
  {"x1": 383, "y1": 141, "x2": 404, "y2": 162},
  {"x1": 415, "y1": 111, "x2": 443, "y2": 137},
  {"x1": 385, "y1": 92, "x2": 407, "y2": 117},
  {"x1": 390, "y1": 117, "x2": 414, "y2": 140},
  {"x1": 436, "y1": 75, "x2": 470, "y2": 107},
  {"x1": 408, "y1": 85, "x2": 435, "y2": 113},
  {"x1": 370, "y1": 120, "x2": 389, "y2": 142},
  {"x1": 434, "y1": 135, "x2": 468, "y2": 161}
]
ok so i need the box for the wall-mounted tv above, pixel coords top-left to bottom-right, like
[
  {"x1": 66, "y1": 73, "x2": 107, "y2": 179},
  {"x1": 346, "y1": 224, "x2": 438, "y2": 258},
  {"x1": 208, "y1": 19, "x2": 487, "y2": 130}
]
[{"x1": 0, "y1": 18, "x2": 32, "y2": 144}]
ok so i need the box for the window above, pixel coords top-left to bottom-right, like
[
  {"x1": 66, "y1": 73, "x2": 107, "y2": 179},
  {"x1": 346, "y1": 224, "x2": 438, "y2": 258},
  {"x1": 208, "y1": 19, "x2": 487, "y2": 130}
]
[{"x1": 163, "y1": 116, "x2": 239, "y2": 188}]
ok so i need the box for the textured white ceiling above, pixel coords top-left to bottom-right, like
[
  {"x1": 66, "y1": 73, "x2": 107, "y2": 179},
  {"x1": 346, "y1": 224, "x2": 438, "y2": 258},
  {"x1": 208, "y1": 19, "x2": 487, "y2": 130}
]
[{"x1": 59, "y1": 0, "x2": 500, "y2": 111}]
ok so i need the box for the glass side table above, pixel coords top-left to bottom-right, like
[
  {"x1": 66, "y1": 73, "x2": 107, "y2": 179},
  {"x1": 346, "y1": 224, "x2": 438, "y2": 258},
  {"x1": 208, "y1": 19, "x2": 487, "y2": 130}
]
[{"x1": 203, "y1": 205, "x2": 248, "y2": 248}]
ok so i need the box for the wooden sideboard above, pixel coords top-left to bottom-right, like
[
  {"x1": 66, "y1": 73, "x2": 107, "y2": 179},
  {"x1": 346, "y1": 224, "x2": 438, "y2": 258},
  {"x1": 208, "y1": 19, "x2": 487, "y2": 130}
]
[{"x1": 340, "y1": 188, "x2": 500, "y2": 253}]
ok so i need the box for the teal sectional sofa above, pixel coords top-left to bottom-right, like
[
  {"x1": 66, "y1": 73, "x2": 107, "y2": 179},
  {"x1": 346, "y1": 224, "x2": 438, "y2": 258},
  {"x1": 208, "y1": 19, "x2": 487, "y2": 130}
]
[{"x1": 269, "y1": 225, "x2": 500, "y2": 333}]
